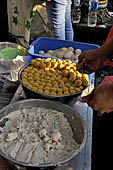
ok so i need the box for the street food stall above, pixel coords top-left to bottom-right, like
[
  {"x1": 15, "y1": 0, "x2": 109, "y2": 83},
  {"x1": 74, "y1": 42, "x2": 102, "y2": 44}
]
[{"x1": 0, "y1": 38, "x2": 97, "y2": 170}]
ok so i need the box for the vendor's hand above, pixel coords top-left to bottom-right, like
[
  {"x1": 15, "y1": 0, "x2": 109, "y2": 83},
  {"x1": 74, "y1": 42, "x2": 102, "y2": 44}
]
[
  {"x1": 77, "y1": 49, "x2": 107, "y2": 74},
  {"x1": 78, "y1": 83, "x2": 113, "y2": 114}
]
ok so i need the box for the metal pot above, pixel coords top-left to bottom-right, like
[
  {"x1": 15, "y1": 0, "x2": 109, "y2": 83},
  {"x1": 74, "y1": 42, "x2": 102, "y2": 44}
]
[
  {"x1": 0, "y1": 99, "x2": 87, "y2": 170},
  {"x1": 18, "y1": 64, "x2": 86, "y2": 103}
]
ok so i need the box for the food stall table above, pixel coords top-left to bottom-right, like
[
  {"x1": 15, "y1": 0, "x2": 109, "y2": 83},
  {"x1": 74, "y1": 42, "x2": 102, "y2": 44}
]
[{"x1": 0, "y1": 81, "x2": 93, "y2": 170}]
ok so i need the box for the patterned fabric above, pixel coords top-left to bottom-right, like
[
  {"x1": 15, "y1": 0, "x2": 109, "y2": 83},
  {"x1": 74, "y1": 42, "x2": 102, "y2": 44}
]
[{"x1": 7, "y1": 0, "x2": 52, "y2": 47}]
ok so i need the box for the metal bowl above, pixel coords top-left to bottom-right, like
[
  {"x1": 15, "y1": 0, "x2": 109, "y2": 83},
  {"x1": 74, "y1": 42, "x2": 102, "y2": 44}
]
[
  {"x1": 18, "y1": 64, "x2": 88, "y2": 103},
  {"x1": 0, "y1": 99, "x2": 87, "y2": 170}
]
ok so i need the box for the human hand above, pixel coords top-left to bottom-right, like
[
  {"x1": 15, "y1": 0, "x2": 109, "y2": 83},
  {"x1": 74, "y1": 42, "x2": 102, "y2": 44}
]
[
  {"x1": 78, "y1": 83, "x2": 113, "y2": 114},
  {"x1": 77, "y1": 49, "x2": 107, "y2": 74}
]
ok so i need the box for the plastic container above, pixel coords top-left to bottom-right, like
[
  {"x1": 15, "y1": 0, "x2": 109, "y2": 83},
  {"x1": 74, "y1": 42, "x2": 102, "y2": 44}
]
[
  {"x1": 72, "y1": 0, "x2": 81, "y2": 24},
  {"x1": 88, "y1": 0, "x2": 99, "y2": 27},
  {"x1": 28, "y1": 37, "x2": 100, "y2": 61}
]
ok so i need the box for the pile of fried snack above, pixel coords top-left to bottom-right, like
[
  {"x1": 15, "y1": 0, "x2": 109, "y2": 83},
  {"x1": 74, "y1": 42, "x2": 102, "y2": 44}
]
[{"x1": 21, "y1": 58, "x2": 89, "y2": 96}]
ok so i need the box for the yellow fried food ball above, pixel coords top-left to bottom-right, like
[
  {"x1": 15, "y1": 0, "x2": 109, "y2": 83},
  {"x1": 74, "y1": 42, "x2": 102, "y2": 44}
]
[
  {"x1": 57, "y1": 59, "x2": 63, "y2": 63},
  {"x1": 62, "y1": 70, "x2": 69, "y2": 76},
  {"x1": 33, "y1": 61, "x2": 40, "y2": 67},
  {"x1": 65, "y1": 65, "x2": 70, "y2": 70},
  {"x1": 51, "y1": 62, "x2": 58, "y2": 68},
  {"x1": 75, "y1": 79, "x2": 82, "y2": 87},
  {"x1": 30, "y1": 59, "x2": 36, "y2": 65},
  {"x1": 57, "y1": 92, "x2": 63, "y2": 96},
  {"x1": 44, "y1": 67, "x2": 50, "y2": 71},
  {"x1": 69, "y1": 86, "x2": 75, "y2": 90},
  {"x1": 53, "y1": 83, "x2": 59, "y2": 88},
  {"x1": 70, "y1": 90, "x2": 75, "y2": 94},
  {"x1": 73, "y1": 67, "x2": 77, "y2": 72},
  {"x1": 50, "y1": 91, "x2": 57, "y2": 95},
  {"x1": 57, "y1": 79, "x2": 64, "y2": 84},
  {"x1": 62, "y1": 86, "x2": 68, "y2": 92},
  {"x1": 39, "y1": 85, "x2": 44, "y2": 90},
  {"x1": 65, "y1": 82, "x2": 71, "y2": 88},
  {"x1": 29, "y1": 80, "x2": 35, "y2": 86},
  {"x1": 44, "y1": 86, "x2": 50, "y2": 91},
  {"x1": 21, "y1": 77, "x2": 27, "y2": 82},
  {"x1": 45, "y1": 76, "x2": 50, "y2": 80},
  {"x1": 49, "y1": 68, "x2": 55, "y2": 72},
  {"x1": 79, "y1": 85, "x2": 84, "y2": 90},
  {"x1": 69, "y1": 69, "x2": 74, "y2": 73},
  {"x1": 26, "y1": 83, "x2": 33, "y2": 89},
  {"x1": 52, "y1": 59, "x2": 57, "y2": 62},
  {"x1": 69, "y1": 76, "x2": 76, "y2": 82},
  {"x1": 45, "y1": 70, "x2": 52, "y2": 76},
  {"x1": 69, "y1": 71, "x2": 76, "y2": 76},
  {"x1": 45, "y1": 80, "x2": 51, "y2": 84},
  {"x1": 51, "y1": 80, "x2": 57, "y2": 85},
  {"x1": 63, "y1": 91, "x2": 69, "y2": 95},
  {"x1": 45, "y1": 61, "x2": 51, "y2": 68},
  {"x1": 39, "y1": 78, "x2": 45, "y2": 82},
  {"x1": 41, "y1": 82, "x2": 46, "y2": 86},
  {"x1": 34, "y1": 83, "x2": 39, "y2": 87},
  {"x1": 62, "y1": 60, "x2": 67, "y2": 65},
  {"x1": 82, "y1": 79, "x2": 89, "y2": 86},
  {"x1": 46, "y1": 83, "x2": 52, "y2": 87},
  {"x1": 30, "y1": 70, "x2": 36, "y2": 75},
  {"x1": 40, "y1": 62, "x2": 46, "y2": 69},
  {"x1": 33, "y1": 76, "x2": 40, "y2": 82},
  {"x1": 37, "y1": 89, "x2": 43, "y2": 93},
  {"x1": 27, "y1": 73, "x2": 34, "y2": 78},
  {"x1": 57, "y1": 63, "x2": 64, "y2": 69},
  {"x1": 44, "y1": 58, "x2": 51, "y2": 62},
  {"x1": 43, "y1": 90, "x2": 50, "y2": 95},
  {"x1": 56, "y1": 88, "x2": 63, "y2": 93},
  {"x1": 32, "y1": 68, "x2": 38, "y2": 72},
  {"x1": 75, "y1": 87, "x2": 81, "y2": 93},
  {"x1": 24, "y1": 66, "x2": 32, "y2": 72},
  {"x1": 21, "y1": 74, "x2": 27, "y2": 79},
  {"x1": 62, "y1": 77, "x2": 68, "y2": 82},
  {"x1": 50, "y1": 87, "x2": 57, "y2": 92},
  {"x1": 22, "y1": 79, "x2": 28, "y2": 85},
  {"x1": 36, "y1": 58, "x2": 41, "y2": 61},
  {"x1": 76, "y1": 71, "x2": 82, "y2": 78},
  {"x1": 59, "y1": 83, "x2": 65, "y2": 88},
  {"x1": 27, "y1": 77, "x2": 33, "y2": 82},
  {"x1": 31, "y1": 87, "x2": 37, "y2": 92},
  {"x1": 67, "y1": 60, "x2": 72, "y2": 64},
  {"x1": 82, "y1": 74, "x2": 89, "y2": 80}
]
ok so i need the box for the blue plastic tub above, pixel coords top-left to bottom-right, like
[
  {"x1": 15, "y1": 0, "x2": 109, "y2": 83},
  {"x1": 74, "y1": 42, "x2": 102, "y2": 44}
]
[{"x1": 28, "y1": 37, "x2": 100, "y2": 61}]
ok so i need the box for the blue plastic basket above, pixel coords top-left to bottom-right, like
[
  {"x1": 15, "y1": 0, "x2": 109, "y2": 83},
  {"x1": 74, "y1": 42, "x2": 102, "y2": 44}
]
[{"x1": 28, "y1": 37, "x2": 100, "y2": 60}]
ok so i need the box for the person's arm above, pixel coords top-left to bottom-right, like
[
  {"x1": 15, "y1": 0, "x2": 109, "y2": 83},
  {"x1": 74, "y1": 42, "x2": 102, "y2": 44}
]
[
  {"x1": 78, "y1": 83, "x2": 113, "y2": 114},
  {"x1": 77, "y1": 36, "x2": 113, "y2": 74}
]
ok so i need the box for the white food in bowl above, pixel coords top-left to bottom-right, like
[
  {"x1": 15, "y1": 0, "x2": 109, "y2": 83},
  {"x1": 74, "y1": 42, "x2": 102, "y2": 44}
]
[{"x1": 0, "y1": 107, "x2": 79, "y2": 164}]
